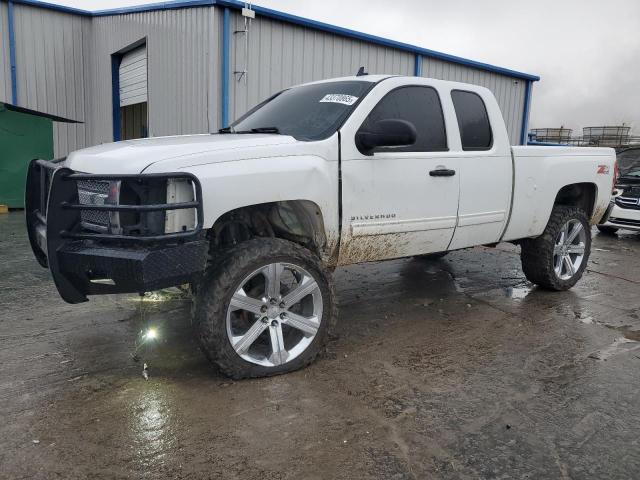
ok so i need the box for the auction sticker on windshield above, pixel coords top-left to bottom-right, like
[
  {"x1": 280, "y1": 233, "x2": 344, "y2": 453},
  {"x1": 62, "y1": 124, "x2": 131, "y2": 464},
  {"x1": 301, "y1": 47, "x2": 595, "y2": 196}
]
[{"x1": 319, "y1": 94, "x2": 359, "y2": 105}]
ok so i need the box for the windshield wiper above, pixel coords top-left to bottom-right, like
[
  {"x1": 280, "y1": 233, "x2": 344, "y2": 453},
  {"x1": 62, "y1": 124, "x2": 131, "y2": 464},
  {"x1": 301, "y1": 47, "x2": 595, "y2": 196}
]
[
  {"x1": 218, "y1": 126, "x2": 281, "y2": 134},
  {"x1": 237, "y1": 127, "x2": 281, "y2": 134}
]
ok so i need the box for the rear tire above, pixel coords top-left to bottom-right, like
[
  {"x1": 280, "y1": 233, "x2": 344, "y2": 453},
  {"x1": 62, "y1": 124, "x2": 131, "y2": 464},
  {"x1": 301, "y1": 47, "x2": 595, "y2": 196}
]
[
  {"x1": 521, "y1": 205, "x2": 591, "y2": 291},
  {"x1": 194, "y1": 238, "x2": 336, "y2": 379},
  {"x1": 597, "y1": 225, "x2": 618, "y2": 235}
]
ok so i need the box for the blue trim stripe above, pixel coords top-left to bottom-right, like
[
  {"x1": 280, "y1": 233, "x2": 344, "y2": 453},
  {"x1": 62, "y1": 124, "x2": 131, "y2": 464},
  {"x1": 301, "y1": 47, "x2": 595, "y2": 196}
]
[
  {"x1": 93, "y1": 0, "x2": 215, "y2": 17},
  {"x1": 414, "y1": 54, "x2": 422, "y2": 77},
  {"x1": 10, "y1": 0, "x2": 540, "y2": 82},
  {"x1": 9, "y1": 0, "x2": 94, "y2": 16},
  {"x1": 7, "y1": 1, "x2": 18, "y2": 105},
  {"x1": 221, "y1": 7, "x2": 230, "y2": 128},
  {"x1": 111, "y1": 55, "x2": 121, "y2": 141},
  {"x1": 520, "y1": 80, "x2": 533, "y2": 145}
]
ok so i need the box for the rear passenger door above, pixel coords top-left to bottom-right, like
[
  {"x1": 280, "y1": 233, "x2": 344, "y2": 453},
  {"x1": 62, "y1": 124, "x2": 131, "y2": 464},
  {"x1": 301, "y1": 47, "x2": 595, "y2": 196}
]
[
  {"x1": 339, "y1": 84, "x2": 461, "y2": 264},
  {"x1": 447, "y1": 89, "x2": 513, "y2": 250}
]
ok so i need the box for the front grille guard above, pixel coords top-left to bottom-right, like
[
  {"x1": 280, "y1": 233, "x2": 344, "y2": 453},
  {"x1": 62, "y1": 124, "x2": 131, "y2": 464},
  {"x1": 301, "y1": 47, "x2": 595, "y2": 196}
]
[{"x1": 26, "y1": 159, "x2": 205, "y2": 302}]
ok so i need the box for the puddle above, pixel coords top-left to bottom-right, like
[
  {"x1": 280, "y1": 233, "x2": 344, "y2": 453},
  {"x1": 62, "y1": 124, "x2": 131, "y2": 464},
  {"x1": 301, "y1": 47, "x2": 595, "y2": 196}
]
[
  {"x1": 615, "y1": 325, "x2": 640, "y2": 342},
  {"x1": 128, "y1": 288, "x2": 191, "y2": 303},
  {"x1": 504, "y1": 286, "x2": 532, "y2": 300},
  {"x1": 588, "y1": 337, "x2": 640, "y2": 361},
  {"x1": 577, "y1": 316, "x2": 594, "y2": 324}
]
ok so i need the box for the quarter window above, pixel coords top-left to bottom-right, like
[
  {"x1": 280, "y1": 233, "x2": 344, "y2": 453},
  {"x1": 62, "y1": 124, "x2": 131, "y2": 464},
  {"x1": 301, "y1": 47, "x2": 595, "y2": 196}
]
[
  {"x1": 451, "y1": 90, "x2": 493, "y2": 150},
  {"x1": 359, "y1": 86, "x2": 447, "y2": 152}
]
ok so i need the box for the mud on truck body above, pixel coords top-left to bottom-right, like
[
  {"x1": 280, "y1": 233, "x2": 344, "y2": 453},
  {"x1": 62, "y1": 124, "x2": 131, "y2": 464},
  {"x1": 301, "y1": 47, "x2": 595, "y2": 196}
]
[{"x1": 26, "y1": 75, "x2": 617, "y2": 378}]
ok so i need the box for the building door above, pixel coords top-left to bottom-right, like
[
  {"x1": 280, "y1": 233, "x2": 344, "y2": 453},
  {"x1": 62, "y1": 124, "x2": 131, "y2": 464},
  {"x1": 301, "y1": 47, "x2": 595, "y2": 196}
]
[{"x1": 119, "y1": 45, "x2": 148, "y2": 140}]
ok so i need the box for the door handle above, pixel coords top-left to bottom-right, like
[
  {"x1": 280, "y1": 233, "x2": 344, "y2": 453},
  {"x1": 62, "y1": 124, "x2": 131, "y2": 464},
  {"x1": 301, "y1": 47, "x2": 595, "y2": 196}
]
[{"x1": 429, "y1": 168, "x2": 456, "y2": 177}]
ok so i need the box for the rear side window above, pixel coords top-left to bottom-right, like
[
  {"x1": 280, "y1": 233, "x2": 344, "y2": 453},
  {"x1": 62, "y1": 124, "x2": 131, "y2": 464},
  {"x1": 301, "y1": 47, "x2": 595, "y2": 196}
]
[
  {"x1": 451, "y1": 90, "x2": 492, "y2": 151},
  {"x1": 360, "y1": 86, "x2": 447, "y2": 152}
]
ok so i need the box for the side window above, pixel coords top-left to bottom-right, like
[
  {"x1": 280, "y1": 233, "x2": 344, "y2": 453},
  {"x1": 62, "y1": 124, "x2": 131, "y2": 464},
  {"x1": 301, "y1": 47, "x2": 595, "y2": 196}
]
[
  {"x1": 451, "y1": 90, "x2": 493, "y2": 151},
  {"x1": 360, "y1": 86, "x2": 447, "y2": 152}
]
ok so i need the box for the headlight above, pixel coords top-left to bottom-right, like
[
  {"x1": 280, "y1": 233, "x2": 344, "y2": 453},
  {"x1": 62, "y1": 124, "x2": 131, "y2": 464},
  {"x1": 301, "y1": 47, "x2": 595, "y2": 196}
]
[
  {"x1": 76, "y1": 180, "x2": 121, "y2": 234},
  {"x1": 164, "y1": 178, "x2": 197, "y2": 233}
]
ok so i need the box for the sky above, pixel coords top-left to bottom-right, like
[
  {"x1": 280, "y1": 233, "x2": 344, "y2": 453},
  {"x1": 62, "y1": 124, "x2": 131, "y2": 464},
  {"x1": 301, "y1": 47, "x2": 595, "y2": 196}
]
[{"x1": 52, "y1": 0, "x2": 640, "y2": 134}]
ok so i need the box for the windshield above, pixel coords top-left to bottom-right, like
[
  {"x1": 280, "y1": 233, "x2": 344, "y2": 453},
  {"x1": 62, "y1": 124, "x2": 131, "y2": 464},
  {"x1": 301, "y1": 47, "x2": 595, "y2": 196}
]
[
  {"x1": 230, "y1": 81, "x2": 373, "y2": 141},
  {"x1": 617, "y1": 147, "x2": 640, "y2": 178}
]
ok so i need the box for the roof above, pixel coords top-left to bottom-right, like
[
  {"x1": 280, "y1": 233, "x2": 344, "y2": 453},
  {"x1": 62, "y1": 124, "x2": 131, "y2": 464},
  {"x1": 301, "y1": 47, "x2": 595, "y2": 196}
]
[
  {"x1": 0, "y1": 102, "x2": 82, "y2": 122},
  {"x1": 8, "y1": 0, "x2": 540, "y2": 82}
]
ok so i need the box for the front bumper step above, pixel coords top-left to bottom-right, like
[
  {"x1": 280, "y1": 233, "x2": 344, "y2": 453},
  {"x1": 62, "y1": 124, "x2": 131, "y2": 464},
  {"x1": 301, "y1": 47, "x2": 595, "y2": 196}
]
[
  {"x1": 25, "y1": 159, "x2": 207, "y2": 304},
  {"x1": 58, "y1": 240, "x2": 208, "y2": 297}
]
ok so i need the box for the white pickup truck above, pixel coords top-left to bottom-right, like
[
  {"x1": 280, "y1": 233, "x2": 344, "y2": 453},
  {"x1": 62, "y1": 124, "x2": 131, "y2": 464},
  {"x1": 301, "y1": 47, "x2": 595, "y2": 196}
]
[{"x1": 26, "y1": 74, "x2": 616, "y2": 378}]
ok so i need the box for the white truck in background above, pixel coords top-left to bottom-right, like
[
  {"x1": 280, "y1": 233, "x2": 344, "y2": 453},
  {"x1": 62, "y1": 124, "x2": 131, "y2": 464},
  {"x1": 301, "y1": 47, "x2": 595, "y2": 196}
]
[{"x1": 26, "y1": 74, "x2": 616, "y2": 378}]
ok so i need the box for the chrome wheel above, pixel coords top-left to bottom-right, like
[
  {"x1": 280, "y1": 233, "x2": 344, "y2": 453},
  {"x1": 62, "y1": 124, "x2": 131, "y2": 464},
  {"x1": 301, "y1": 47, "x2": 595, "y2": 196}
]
[
  {"x1": 226, "y1": 262, "x2": 323, "y2": 367},
  {"x1": 553, "y1": 219, "x2": 587, "y2": 280}
]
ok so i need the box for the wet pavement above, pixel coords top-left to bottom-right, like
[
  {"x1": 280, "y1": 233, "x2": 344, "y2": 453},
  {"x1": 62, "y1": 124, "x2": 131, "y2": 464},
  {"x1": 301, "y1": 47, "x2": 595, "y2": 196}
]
[{"x1": 1, "y1": 210, "x2": 640, "y2": 479}]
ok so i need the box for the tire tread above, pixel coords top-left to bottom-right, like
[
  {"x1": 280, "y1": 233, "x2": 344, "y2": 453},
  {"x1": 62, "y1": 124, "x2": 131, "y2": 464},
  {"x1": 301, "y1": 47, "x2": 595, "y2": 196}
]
[
  {"x1": 520, "y1": 205, "x2": 591, "y2": 291},
  {"x1": 194, "y1": 238, "x2": 337, "y2": 379}
]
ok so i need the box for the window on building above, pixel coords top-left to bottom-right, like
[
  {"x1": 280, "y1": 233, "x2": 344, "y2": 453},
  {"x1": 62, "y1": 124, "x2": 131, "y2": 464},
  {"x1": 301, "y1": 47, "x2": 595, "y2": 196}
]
[
  {"x1": 451, "y1": 90, "x2": 492, "y2": 151},
  {"x1": 359, "y1": 86, "x2": 447, "y2": 152}
]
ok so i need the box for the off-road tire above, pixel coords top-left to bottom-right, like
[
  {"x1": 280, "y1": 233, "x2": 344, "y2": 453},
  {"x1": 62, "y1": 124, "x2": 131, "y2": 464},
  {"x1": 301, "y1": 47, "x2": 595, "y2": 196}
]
[
  {"x1": 520, "y1": 205, "x2": 591, "y2": 291},
  {"x1": 194, "y1": 238, "x2": 337, "y2": 379},
  {"x1": 597, "y1": 225, "x2": 618, "y2": 235}
]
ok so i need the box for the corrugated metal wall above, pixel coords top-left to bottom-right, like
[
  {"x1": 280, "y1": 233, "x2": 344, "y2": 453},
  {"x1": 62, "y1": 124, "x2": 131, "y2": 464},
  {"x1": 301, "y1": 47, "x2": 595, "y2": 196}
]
[
  {"x1": 3, "y1": 3, "x2": 529, "y2": 156},
  {"x1": 421, "y1": 56, "x2": 526, "y2": 144},
  {"x1": 228, "y1": 10, "x2": 415, "y2": 122},
  {"x1": 12, "y1": 4, "x2": 89, "y2": 157},
  {"x1": 0, "y1": 2, "x2": 11, "y2": 104},
  {"x1": 87, "y1": 7, "x2": 218, "y2": 149}
]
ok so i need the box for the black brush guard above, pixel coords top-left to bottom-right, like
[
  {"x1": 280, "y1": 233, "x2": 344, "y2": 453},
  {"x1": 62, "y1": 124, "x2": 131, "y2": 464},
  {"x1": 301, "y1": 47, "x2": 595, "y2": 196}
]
[{"x1": 25, "y1": 159, "x2": 208, "y2": 304}]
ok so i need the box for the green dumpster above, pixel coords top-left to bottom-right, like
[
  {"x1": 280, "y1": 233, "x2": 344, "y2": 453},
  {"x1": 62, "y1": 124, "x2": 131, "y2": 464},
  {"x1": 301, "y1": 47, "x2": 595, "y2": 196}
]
[{"x1": 0, "y1": 103, "x2": 54, "y2": 208}]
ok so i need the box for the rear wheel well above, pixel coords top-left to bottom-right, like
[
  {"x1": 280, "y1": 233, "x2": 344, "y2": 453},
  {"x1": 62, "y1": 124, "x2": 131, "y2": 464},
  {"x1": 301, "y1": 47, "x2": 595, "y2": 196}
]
[
  {"x1": 207, "y1": 201, "x2": 327, "y2": 259},
  {"x1": 553, "y1": 183, "x2": 597, "y2": 219}
]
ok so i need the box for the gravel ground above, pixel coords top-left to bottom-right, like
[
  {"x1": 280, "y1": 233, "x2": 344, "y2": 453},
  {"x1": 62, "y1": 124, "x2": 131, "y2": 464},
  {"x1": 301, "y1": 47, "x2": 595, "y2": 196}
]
[{"x1": 1, "y1": 210, "x2": 639, "y2": 479}]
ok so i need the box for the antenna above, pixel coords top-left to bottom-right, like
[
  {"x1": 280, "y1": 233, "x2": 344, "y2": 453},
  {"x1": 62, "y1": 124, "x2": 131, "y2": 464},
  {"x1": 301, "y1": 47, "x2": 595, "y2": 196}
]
[{"x1": 356, "y1": 66, "x2": 368, "y2": 77}]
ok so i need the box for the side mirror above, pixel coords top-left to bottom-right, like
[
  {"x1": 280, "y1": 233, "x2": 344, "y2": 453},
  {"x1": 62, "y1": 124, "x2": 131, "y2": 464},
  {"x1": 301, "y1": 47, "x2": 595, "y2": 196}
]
[{"x1": 355, "y1": 119, "x2": 417, "y2": 155}]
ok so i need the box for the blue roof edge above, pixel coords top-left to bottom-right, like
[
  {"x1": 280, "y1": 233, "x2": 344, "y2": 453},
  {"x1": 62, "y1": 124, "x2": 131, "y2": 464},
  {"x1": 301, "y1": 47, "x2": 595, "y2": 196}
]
[{"x1": 8, "y1": 0, "x2": 540, "y2": 82}]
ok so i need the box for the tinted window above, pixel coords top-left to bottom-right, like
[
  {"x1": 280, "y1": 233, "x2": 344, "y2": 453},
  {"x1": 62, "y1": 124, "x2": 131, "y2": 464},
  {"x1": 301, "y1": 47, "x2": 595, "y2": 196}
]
[
  {"x1": 451, "y1": 90, "x2": 492, "y2": 150},
  {"x1": 359, "y1": 86, "x2": 447, "y2": 152},
  {"x1": 232, "y1": 81, "x2": 373, "y2": 141}
]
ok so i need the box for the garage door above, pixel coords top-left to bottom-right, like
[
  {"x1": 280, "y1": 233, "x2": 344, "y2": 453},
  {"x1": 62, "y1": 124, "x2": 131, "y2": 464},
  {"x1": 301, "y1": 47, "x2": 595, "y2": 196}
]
[{"x1": 119, "y1": 46, "x2": 147, "y2": 107}]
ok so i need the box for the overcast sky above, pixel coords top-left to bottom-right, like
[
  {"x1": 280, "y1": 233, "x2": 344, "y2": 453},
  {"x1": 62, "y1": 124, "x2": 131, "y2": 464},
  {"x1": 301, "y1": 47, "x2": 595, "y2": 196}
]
[{"x1": 55, "y1": 0, "x2": 640, "y2": 134}]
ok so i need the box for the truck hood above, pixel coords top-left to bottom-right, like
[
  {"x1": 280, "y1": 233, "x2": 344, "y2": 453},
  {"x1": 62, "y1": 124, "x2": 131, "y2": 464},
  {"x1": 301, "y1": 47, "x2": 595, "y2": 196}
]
[{"x1": 64, "y1": 134, "x2": 299, "y2": 174}]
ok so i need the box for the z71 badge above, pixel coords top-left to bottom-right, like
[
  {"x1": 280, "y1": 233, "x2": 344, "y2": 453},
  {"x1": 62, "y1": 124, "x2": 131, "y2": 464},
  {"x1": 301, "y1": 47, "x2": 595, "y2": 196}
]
[{"x1": 597, "y1": 165, "x2": 610, "y2": 174}]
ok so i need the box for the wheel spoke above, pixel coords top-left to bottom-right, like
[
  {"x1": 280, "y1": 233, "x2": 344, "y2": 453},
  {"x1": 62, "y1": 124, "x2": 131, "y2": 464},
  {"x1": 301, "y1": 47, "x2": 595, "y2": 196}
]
[
  {"x1": 264, "y1": 263, "x2": 284, "y2": 299},
  {"x1": 563, "y1": 255, "x2": 576, "y2": 277},
  {"x1": 554, "y1": 253, "x2": 563, "y2": 274},
  {"x1": 283, "y1": 276, "x2": 319, "y2": 307},
  {"x1": 283, "y1": 312, "x2": 319, "y2": 336},
  {"x1": 226, "y1": 262, "x2": 324, "y2": 368},
  {"x1": 560, "y1": 223, "x2": 568, "y2": 244},
  {"x1": 566, "y1": 222, "x2": 583, "y2": 244},
  {"x1": 567, "y1": 243, "x2": 585, "y2": 255},
  {"x1": 229, "y1": 289, "x2": 264, "y2": 314},
  {"x1": 268, "y1": 322, "x2": 287, "y2": 366},
  {"x1": 233, "y1": 320, "x2": 268, "y2": 354},
  {"x1": 554, "y1": 244, "x2": 563, "y2": 255}
]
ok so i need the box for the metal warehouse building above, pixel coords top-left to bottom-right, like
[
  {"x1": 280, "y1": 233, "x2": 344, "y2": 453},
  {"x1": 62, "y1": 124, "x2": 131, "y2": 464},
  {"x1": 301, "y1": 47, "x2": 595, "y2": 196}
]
[{"x1": 0, "y1": 0, "x2": 539, "y2": 158}]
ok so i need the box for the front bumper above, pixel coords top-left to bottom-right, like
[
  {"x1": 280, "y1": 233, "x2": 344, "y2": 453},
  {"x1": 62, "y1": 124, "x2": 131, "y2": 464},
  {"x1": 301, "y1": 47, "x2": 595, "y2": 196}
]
[
  {"x1": 601, "y1": 203, "x2": 640, "y2": 231},
  {"x1": 25, "y1": 159, "x2": 208, "y2": 304}
]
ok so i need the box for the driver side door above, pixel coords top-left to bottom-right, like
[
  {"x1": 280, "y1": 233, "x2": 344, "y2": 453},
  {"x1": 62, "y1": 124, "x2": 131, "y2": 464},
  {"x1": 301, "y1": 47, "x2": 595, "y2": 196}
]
[{"x1": 338, "y1": 84, "x2": 461, "y2": 265}]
